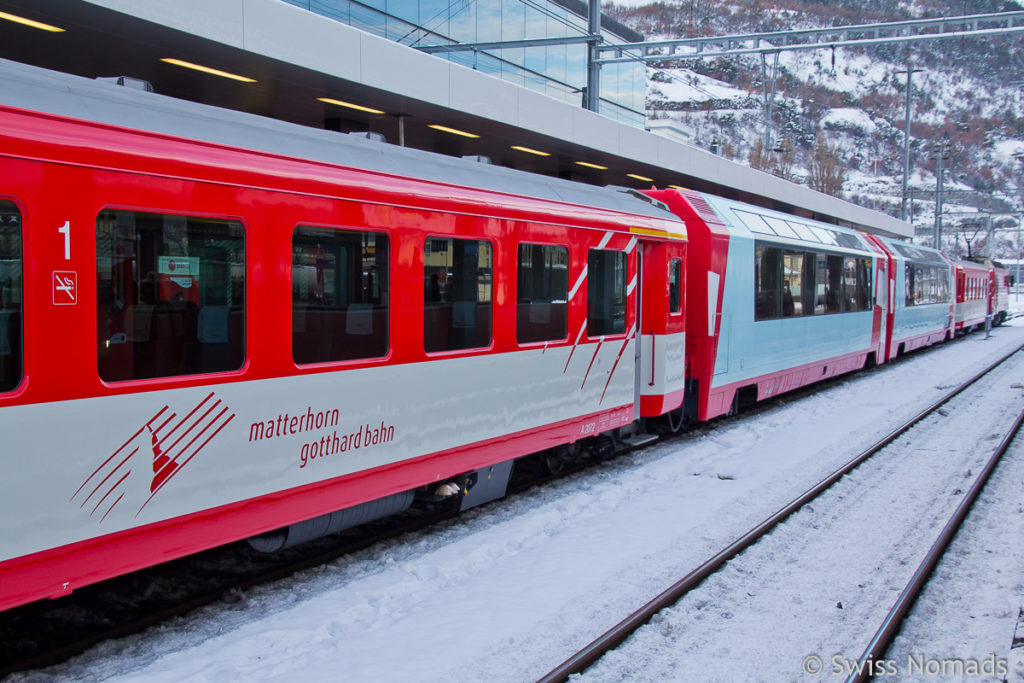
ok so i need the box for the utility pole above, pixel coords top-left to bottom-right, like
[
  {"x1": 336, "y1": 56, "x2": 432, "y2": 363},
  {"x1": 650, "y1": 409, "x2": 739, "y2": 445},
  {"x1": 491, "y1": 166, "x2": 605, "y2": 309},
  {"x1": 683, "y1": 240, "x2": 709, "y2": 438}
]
[
  {"x1": 1018, "y1": 213, "x2": 1022, "y2": 301},
  {"x1": 896, "y1": 64, "x2": 922, "y2": 221},
  {"x1": 761, "y1": 51, "x2": 780, "y2": 155},
  {"x1": 933, "y1": 132, "x2": 951, "y2": 250}
]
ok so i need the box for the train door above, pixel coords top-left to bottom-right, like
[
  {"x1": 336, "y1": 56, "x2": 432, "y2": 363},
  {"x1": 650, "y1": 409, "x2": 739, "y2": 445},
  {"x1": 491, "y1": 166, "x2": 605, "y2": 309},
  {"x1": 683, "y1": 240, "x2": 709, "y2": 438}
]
[
  {"x1": 637, "y1": 239, "x2": 687, "y2": 419},
  {"x1": 634, "y1": 246, "x2": 643, "y2": 421},
  {"x1": 874, "y1": 256, "x2": 888, "y2": 362}
]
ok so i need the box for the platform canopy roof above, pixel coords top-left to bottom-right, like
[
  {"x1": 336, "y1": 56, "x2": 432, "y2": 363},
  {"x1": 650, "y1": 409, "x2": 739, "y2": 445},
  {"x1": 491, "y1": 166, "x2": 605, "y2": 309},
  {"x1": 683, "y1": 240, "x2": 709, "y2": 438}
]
[{"x1": 0, "y1": 0, "x2": 913, "y2": 237}]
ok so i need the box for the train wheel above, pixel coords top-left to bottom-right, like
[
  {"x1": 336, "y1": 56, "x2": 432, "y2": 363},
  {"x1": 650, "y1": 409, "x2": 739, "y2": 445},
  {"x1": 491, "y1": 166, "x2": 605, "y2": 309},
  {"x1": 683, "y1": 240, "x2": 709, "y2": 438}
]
[{"x1": 538, "y1": 443, "x2": 575, "y2": 475}]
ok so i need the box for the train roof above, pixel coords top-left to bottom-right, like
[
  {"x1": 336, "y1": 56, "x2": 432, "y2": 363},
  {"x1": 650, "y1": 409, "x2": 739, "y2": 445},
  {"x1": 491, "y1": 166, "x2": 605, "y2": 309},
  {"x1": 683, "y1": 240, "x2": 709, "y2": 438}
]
[
  {"x1": 871, "y1": 235, "x2": 949, "y2": 267},
  {"x1": 0, "y1": 58, "x2": 681, "y2": 228},
  {"x1": 698, "y1": 193, "x2": 876, "y2": 257}
]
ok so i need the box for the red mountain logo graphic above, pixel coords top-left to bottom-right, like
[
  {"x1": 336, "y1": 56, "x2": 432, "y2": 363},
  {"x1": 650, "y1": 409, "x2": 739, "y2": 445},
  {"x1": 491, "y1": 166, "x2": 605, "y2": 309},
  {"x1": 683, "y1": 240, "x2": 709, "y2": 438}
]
[{"x1": 71, "y1": 391, "x2": 235, "y2": 522}]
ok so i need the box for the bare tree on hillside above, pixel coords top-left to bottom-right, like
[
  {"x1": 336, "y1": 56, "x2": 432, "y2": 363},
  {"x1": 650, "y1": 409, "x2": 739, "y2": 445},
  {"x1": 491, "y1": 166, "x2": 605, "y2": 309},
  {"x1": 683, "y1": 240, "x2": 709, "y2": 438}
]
[{"x1": 807, "y1": 132, "x2": 846, "y2": 198}]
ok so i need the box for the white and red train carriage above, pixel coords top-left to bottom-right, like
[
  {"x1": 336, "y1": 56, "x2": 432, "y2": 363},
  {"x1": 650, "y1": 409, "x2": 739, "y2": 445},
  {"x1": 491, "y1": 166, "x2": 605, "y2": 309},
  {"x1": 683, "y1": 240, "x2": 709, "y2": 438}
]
[
  {"x1": 951, "y1": 258, "x2": 993, "y2": 334},
  {"x1": 0, "y1": 59, "x2": 689, "y2": 611}
]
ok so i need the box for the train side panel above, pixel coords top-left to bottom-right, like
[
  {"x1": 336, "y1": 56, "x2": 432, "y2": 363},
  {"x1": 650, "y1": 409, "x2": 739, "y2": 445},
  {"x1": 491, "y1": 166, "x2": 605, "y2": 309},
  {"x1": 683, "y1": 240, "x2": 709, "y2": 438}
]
[
  {"x1": 869, "y1": 236, "x2": 953, "y2": 355},
  {"x1": 0, "y1": 107, "x2": 687, "y2": 611},
  {"x1": 952, "y1": 260, "x2": 990, "y2": 332},
  {"x1": 651, "y1": 190, "x2": 879, "y2": 421}
]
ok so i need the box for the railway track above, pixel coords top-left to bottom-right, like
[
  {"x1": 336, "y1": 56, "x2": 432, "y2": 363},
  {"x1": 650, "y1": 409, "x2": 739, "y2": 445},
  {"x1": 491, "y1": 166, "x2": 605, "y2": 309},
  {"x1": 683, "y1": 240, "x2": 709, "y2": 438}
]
[
  {"x1": 843, "y1": 404, "x2": 1024, "y2": 682},
  {"x1": 538, "y1": 341, "x2": 1024, "y2": 682}
]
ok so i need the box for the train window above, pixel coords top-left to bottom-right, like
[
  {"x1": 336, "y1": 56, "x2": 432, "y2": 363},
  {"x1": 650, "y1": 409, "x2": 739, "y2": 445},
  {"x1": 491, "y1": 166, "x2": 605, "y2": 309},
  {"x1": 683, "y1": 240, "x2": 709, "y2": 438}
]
[
  {"x1": 0, "y1": 200, "x2": 22, "y2": 393},
  {"x1": 764, "y1": 217, "x2": 798, "y2": 240},
  {"x1": 587, "y1": 249, "x2": 626, "y2": 336},
  {"x1": 812, "y1": 227, "x2": 839, "y2": 246},
  {"x1": 787, "y1": 221, "x2": 819, "y2": 242},
  {"x1": 782, "y1": 251, "x2": 813, "y2": 317},
  {"x1": 826, "y1": 254, "x2": 845, "y2": 312},
  {"x1": 516, "y1": 244, "x2": 568, "y2": 344},
  {"x1": 293, "y1": 227, "x2": 389, "y2": 364},
  {"x1": 905, "y1": 263, "x2": 948, "y2": 306},
  {"x1": 755, "y1": 244, "x2": 782, "y2": 320},
  {"x1": 96, "y1": 210, "x2": 245, "y2": 382},
  {"x1": 855, "y1": 258, "x2": 873, "y2": 310},
  {"x1": 424, "y1": 237, "x2": 492, "y2": 352},
  {"x1": 669, "y1": 258, "x2": 682, "y2": 314},
  {"x1": 734, "y1": 210, "x2": 776, "y2": 236}
]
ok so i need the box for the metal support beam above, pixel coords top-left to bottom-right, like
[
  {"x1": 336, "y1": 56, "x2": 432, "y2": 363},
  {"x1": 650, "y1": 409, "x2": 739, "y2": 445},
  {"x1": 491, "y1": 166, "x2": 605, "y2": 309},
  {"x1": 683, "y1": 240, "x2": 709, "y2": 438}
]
[
  {"x1": 595, "y1": 11, "x2": 1024, "y2": 64},
  {"x1": 584, "y1": 0, "x2": 602, "y2": 112},
  {"x1": 417, "y1": 35, "x2": 594, "y2": 53}
]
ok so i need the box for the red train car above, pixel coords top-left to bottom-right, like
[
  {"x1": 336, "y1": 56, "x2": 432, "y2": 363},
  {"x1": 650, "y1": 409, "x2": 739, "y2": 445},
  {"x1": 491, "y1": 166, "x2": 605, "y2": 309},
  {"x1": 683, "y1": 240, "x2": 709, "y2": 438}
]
[
  {"x1": 952, "y1": 259, "x2": 991, "y2": 333},
  {"x1": 0, "y1": 60, "x2": 687, "y2": 611}
]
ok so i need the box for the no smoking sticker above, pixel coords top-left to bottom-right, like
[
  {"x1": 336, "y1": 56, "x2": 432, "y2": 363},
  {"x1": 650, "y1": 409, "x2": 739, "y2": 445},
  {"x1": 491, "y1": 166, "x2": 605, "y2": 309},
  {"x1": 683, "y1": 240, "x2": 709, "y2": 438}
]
[{"x1": 53, "y1": 271, "x2": 77, "y2": 305}]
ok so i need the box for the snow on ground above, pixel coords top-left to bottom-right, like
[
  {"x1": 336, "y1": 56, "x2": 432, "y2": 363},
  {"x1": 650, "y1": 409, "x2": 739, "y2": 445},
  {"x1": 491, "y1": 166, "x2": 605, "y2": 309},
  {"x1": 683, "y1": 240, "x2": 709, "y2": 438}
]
[
  {"x1": 821, "y1": 107, "x2": 877, "y2": 134},
  {"x1": 583, "y1": 349, "x2": 1024, "y2": 681},
  {"x1": 650, "y1": 70, "x2": 751, "y2": 103},
  {"x1": 13, "y1": 324, "x2": 1024, "y2": 683},
  {"x1": 887, "y1": 428, "x2": 1024, "y2": 682}
]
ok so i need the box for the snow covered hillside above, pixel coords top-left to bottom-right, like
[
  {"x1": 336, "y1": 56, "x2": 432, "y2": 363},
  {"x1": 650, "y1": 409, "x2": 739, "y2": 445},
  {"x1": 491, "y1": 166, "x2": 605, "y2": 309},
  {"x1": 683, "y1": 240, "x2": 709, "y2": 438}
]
[{"x1": 606, "y1": 0, "x2": 1024, "y2": 258}]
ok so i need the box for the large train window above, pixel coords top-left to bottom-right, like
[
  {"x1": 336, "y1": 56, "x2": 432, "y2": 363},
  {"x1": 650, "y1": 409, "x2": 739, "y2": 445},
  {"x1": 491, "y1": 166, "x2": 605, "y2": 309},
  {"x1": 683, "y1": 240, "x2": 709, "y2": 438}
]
[
  {"x1": 293, "y1": 227, "x2": 389, "y2": 364},
  {"x1": 587, "y1": 249, "x2": 626, "y2": 336},
  {"x1": 516, "y1": 243, "x2": 568, "y2": 343},
  {"x1": 96, "y1": 210, "x2": 245, "y2": 382},
  {"x1": 905, "y1": 263, "x2": 949, "y2": 306},
  {"x1": 424, "y1": 237, "x2": 492, "y2": 352},
  {"x1": 0, "y1": 200, "x2": 22, "y2": 392},
  {"x1": 757, "y1": 240, "x2": 872, "y2": 319}
]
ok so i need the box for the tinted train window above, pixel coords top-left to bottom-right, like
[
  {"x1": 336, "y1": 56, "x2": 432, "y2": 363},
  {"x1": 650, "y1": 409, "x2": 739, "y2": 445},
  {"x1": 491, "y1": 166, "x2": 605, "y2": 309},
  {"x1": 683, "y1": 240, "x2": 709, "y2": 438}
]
[
  {"x1": 669, "y1": 258, "x2": 682, "y2": 314},
  {"x1": 0, "y1": 200, "x2": 22, "y2": 392},
  {"x1": 587, "y1": 249, "x2": 626, "y2": 336},
  {"x1": 757, "y1": 240, "x2": 872, "y2": 319},
  {"x1": 424, "y1": 238, "x2": 492, "y2": 352},
  {"x1": 517, "y1": 244, "x2": 568, "y2": 343},
  {"x1": 96, "y1": 210, "x2": 245, "y2": 382},
  {"x1": 293, "y1": 227, "x2": 389, "y2": 364},
  {"x1": 755, "y1": 244, "x2": 782, "y2": 320}
]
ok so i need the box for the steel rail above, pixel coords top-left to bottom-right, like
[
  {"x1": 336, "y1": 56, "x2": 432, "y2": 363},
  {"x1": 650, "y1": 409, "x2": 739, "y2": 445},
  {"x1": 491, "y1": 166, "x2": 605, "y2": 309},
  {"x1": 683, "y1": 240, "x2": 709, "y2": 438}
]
[
  {"x1": 536, "y1": 342, "x2": 1024, "y2": 683},
  {"x1": 845, "y1": 406, "x2": 1024, "y2": 683}
]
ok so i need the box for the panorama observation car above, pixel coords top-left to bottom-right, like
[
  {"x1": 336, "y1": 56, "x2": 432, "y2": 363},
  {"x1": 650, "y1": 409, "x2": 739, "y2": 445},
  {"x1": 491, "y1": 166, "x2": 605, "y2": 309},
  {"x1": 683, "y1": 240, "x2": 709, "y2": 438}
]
[
  {"x1": 866, "y1": 236, "x2": 954, "y2": 357},
  {"x1": 0, "y1": 58, "x2": 992, "y2": 613},
  {"x1": 646, "y1": 189, "x2": 893, "y2": 422}
]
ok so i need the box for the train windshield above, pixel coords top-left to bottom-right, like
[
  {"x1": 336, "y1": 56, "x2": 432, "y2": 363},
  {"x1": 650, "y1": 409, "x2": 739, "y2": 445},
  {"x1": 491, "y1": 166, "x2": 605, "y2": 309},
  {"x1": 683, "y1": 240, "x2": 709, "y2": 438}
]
[{"x1": 0, "y1": 199, "x2": 21, "y2": 392}]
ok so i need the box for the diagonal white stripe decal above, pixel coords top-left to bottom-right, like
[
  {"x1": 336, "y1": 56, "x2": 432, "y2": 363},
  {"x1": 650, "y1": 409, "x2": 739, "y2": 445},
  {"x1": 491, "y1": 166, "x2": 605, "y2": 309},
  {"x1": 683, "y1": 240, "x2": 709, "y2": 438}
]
[{"x1": 568, "y1": 266, "x2": 588, "y2": 300}]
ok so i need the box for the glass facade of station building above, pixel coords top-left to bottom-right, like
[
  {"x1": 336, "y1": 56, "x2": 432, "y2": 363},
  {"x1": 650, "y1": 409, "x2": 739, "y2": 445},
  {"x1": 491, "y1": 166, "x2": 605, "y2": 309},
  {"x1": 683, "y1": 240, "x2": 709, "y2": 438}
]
[{"x1": 283, "y1": 0, "x2": 646, "y2": 126}]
